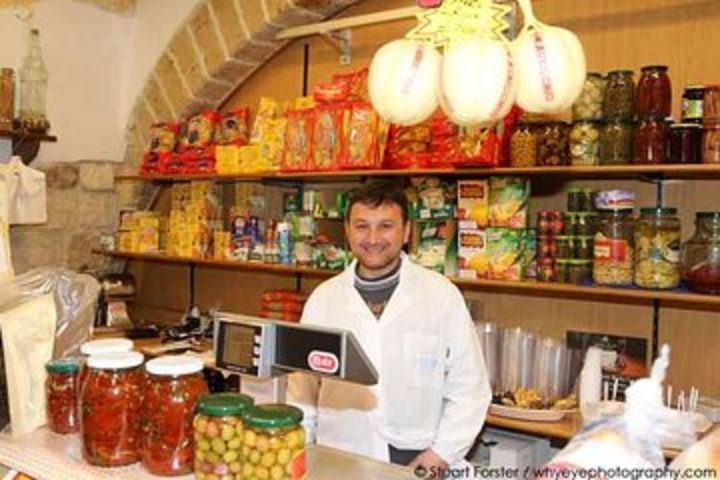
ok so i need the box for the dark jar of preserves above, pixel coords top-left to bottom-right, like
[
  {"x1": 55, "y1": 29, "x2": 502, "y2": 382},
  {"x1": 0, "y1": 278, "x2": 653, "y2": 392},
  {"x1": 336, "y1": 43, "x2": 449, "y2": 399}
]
[
  {"x1": 537, "y1": 122, "x2": 569, "y2": 167},
  {"x1": 141, "y1": 356, "x2": 208, "y2": 476},
  {"x1": 81, "y1": 351, "x2": 144, "y2": 467},
  {"x1": 681, "y1": 212, "x2": 720, "y2": 294},
  {"x1": 633, "y1": 115, "x2": 670, "y2": 164},
  {"x1": 636, "y1": 65, "x2": 672, "y2": 117},
  {"x1": 604, "y1": 70, "x2": 635, "y2": 120},
  {"x1": 669, "y1": 123, "x2": 702, "y2": 164},
  {"x1": 45, "y1": 357, "x2": 80, "y2": 434},
  {"x1": 682, "y1": 85, "x2": 705, "y2": 124}
]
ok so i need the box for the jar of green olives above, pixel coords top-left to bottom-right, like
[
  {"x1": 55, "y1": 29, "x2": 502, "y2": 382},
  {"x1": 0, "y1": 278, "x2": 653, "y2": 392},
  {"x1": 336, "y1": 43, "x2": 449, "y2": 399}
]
[
  {"x1": 570, "y1": 120, "x2": 601, "y2": 166},
  {"x1": 573, "y1": 73, "x2": 606, "y2": 121},
  {"x1": 193, "y1": 393, "x2": 254, "y2": 480},
  {"x1": 242, "y1": 404, "x2": 306, "y2": 480}
]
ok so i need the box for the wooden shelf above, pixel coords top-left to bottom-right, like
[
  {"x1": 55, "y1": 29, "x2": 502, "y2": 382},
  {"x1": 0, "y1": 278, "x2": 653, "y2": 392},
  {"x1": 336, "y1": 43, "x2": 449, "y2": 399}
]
[
  {"x1": 95, "y1": 250, "x2": 720, "y2": 309},
  {"x1": 0, "y1": 128, "x2": 58, "y2": 164},
  {"x1": 114, "y1": 164, "x2": 720, "y2": 183}
]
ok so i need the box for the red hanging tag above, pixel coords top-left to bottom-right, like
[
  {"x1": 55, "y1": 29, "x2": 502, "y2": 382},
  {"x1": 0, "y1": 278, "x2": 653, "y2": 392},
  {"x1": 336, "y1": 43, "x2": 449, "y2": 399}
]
[{"x1": 417, "y1": 0, "x2": 443, "y2": 8}]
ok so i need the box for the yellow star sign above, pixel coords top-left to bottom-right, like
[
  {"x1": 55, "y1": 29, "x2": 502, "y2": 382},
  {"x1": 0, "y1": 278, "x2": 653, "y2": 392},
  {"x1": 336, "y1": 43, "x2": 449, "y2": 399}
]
[{"x1": 406, "y1": 0, "x2": 513, "y2": 47}]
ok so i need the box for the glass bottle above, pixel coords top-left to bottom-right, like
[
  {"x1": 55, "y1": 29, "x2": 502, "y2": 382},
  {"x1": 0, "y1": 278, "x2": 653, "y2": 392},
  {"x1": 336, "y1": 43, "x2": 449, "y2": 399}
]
[
  {"x1": 703, "y1": 123, "x2": 720, "y2": 164},
  {"x1": 18, "y1": 28, "x2": 49, "y2": 132},
  {"x1": 45, "y1": 357, "x2": 80, "y2": 434},
  {"x1": 681, "y1": 212, "x2": 720, "y2": 294},
  {"x1": 537, "y1": 122, "x2": 569, "y2": 167}
]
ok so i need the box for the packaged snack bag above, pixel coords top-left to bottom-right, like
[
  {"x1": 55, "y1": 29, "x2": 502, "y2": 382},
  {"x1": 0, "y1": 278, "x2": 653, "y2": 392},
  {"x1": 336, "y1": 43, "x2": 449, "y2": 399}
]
[
  {"x1": 489, "y1": 176, "x2": 530, "y2": 228},
  {"x1": 282, "y1": 109, "x2": 314, "y2": 172},
  {"x1": 145, "y1": 122, "x2": 180, "y2": 154},
  {"x1": 487, "y1": 227, "x2": 525, "y2": 281},
  {"x1": 179, "y1": 110, "x2": 220, "y2": 151},
  {"x1": 342, "y1": 102, "x2": 379, "y2": 170},
  {"x1": 215, "y1": 108, "x2": 250, "y2": 146},
  {"x1": 458, "y1": 228, "x2": 488, "y2": 279},
  {"x1": 250, "y1": 97, "x2": 280, "y2": 144},
  {"x1": 458, "y1": 180, "x2": 489, "y2": 229},
  {"x1": 311, "y1": 103, "x2": 346, "y2": 171}
]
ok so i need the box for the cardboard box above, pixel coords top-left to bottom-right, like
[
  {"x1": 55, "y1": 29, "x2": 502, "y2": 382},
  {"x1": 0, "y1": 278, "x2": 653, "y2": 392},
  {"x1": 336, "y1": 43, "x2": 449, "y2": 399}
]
[
  {"x1": 458, "y1": 180, "x2": 489, "y2": 229},
  {"x1": 458, "y1": 228, "x2": 488, "y2": 279}
]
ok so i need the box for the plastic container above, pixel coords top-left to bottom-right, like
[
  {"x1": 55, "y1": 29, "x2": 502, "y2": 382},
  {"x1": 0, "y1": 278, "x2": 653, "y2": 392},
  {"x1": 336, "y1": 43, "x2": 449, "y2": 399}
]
[
  {"x1": 634, "y1": 207, "x2": 681, "y2": 289},
  {"x1": 594, "y1": 205, "x2": 635, "y2": 287},
  {"x1": 599, "y1": 119, "x2": 634, "y2": 165},
  {"x1": 141, "y1": 356, "x2": 208, "y2": 476},
  {"x1": 604, "y1": 70, "x2": 635, "y2": 120},
  {"x1": 45, "y1": 357, "x2": 80, "y2": 434},
  {"x1": 80, "y1": 351, "x2": 144, "y2": 467},
  {"x1": 681, "y1": 212, "x2": 720, "y2": 294},
  {"x1": 194, "y1": 393, "x2": 254, "y2": 479},
  {"x1": 636, "y1": 65, "x2": 672, "y2": 117},
  {"x1": 570, "y1": 121, "x2": 601, "y2": 166},
  {"x1": 510, "y1": 123, "x2": 538, "y2": 168},
  {"x1": 242, "y1": 404, "x2": 306, "y2": 480}
]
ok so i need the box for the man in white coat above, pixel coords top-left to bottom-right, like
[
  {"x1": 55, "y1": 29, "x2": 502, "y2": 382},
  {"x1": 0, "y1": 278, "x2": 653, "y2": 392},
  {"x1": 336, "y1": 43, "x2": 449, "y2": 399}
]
[{"x1": 288, "y1": 182, "x2": 491, "y2": 478}]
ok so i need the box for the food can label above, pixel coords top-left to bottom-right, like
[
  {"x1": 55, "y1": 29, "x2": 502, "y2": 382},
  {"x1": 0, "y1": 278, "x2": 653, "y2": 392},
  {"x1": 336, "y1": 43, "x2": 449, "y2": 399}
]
[
  {"x1": 682, "y1": 99, "x2": 703, "y2": 120},
  {"x1": 594, "y1": 239, "x2": 629, "y2": 262}
]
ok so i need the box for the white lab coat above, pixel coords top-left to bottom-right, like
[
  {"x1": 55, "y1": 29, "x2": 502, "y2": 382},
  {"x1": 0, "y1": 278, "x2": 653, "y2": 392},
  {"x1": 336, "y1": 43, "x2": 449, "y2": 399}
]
[{"x1": 287, "y1": 254, "x2": 492, "y2": 466}]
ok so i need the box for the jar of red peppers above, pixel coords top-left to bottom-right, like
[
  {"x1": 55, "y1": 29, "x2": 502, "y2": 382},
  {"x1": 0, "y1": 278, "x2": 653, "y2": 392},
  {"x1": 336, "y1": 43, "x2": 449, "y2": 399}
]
[
  {"x1": 45, "y1": 357, "x2": 80, "y2": 434},
  {"x1": 79, "y1": 338, "x2": 134, "y2": 390},
  {"x1": 81, "y1": 351, "x2": 144, "y2": 467},
  {"x1": 633, "y1": 115, "x2": 670, "y2": 164},
  {"x1": 194, "y1": 393, "x2": 255, "y2": 479},
  {"x1": 141, "y1": 356, "x2": 208, "y2": 476},
  {"x1": 636, "y1": 65, "x2": 672, "y2": 117},
  {"x1": 681, "y1": 212, "x2": 720, "y2": 294}
]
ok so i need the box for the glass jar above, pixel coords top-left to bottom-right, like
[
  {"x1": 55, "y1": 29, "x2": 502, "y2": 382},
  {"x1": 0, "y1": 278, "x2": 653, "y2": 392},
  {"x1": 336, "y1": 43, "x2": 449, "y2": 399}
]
[
  {"x1": 682, "y1": 85, "x2": 705, "y2": 124},
  {"x1": 570, "y1": 121, "x2": 601, "y2": 166},
  {"x1": 242, "y1": 404, "x2": 306, "y2": 480},
  {"x1": 573, "y1": 73, "x2": 606, "y2": 121},
  {"x1": 568, "y1": 260, "x2": 593, "y2": 285},
  {"x1": 81, "y1": 351, "x2": 144, "y2": 467},
  {"x1": 194, "y1": 393, "x2": 254, "y2": 479},
  {"x1": 576, "y1": 213, "x2": 597, "y2": 236},
  {"x1": 593, "y1": 208, "x2": 635, "y2": 286},
  {"x1": 563, "y1": 212, "x2": 577, "y2": 235},
  {"x1": 79, "y1": 338, "x2": 134, "y2": 392},
  {"x1": 703, "y1": 85, "x2": 720, "y2": 123},
  {"x1": 141, "y1": 356, "x2": 209, "y2": 476},
  {"x1": 604, "y1": 70, "x2": 635, "y2": 120},
  {"x1": 633, "y1": 115, "x2": 669, "y2": 164},
  {"x1": 599, "y1": 119, "x2": 634, "y2": 165},
  {"x1": 702, "y1": 123, "x2": 720, "y2": 164},
  {"x1": 45, "y1": 357, "x2": 80, "y2": 435},
  {"x1": 555, "y1": 235, "x2": 573, "y2": 259},
  {"x1": 681, "y1": 212, "x2": 720, "y2": 294},
  {"x1": 510, "y1": 123, "x2": 538, "y2": 168},
  {"x1": 634, "y1": 207, "x2": 681, "y2": 289},
  {"x1": 538, "y1": 235, "x2": 556, "y2": 258},
  {"x1": 18, "y1": 29, "x2": 49, "y2": 132},
  {"x1": 537, "y1": 122, "x2": 569, "y2": 167},
  {"x1": 537, "y1": 257, "x2": 556, "y2": 282},
  {"x1": 556, "y1": 259, "x2": 570, "y2": 283},
  {"x1": 636, "y1": 65, "x2": 672, "y2": 117},
  {"x1": 669, "y1": 123, "x2": 703, "y2": 164},
  {"x1": 574, "y1": 236, "x2": 594, "y2": 260}
]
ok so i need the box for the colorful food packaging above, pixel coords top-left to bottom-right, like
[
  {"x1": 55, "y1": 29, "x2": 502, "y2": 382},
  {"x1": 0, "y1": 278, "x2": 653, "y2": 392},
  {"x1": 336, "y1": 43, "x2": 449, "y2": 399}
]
[
  {"x1": 407, "y1": 177, "x2": 457, "y2": 220},
  {"x1": 215, "y1": 145, "x2": 240, "y2": 174},
  {"x1": 457, "y1": 228, "x2": 488, "y2": 279},
  {"x1": 214, "y1": 107, "x2": 250, "y2": 146},
  {"x1": 311, "y1": 103, "x2": 346, "y2": 171},
  {"x1": 342, "y1": 101, "x2": 379, "y2": 169},
  {"x1": 259, "y1": 118, "x2": 287, "y2": 170},
  {"x1": 145, "y1": 122, "x2": 180, "y2": 154},
  {"x1": 212, "y1": 231, "x2": 232, "y2": 260},
  {"x1": 179, "y1": 110, "x2": 220, "y2": 151},
  {"x1": 489, "y1": 176, "x2": 530, "y2": 228},
  {"x1": 332, "y1": 68, "x2": 368, "y2": 100},
  {"x1": 250, "y1": 97, "x2": 280, "y2": 145},
  {"x1": 458, "y1": 180, "x2": 489, "y2": 229},
  {"x1": 487, "y1": 227, "x2": 525, "y2": 281},
  {"x1": 411, "y1": 220, "x2": 457, "y2": 276},
  {"x1": 282, "y1": 109, "x2": 314, "y2": 171}
]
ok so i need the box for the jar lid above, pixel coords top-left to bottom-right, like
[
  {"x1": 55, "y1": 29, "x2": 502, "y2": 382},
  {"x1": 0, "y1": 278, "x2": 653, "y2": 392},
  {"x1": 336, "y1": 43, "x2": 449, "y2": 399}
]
[
  {"x1": 671, "y1": 123, "x2": 703, "y2": 129},
  {"x1": 595, "y1": 190, "x2": 635, "y2": 210},
  {"x1": 684, "y1": 85, "x2": 706, "y2": 91},
  {"x1": 197, "y1": 393, "x2": 254, "y2": 417},
  {"x1": 608, "y1": 69, "x2": 634, "y2": 75},
  {"x1": 244, "y1": 404, "x2": 303, "y2": 430},
  {"x1": 46, "y1": 357, "x2": 80, "y2": 375},
  {"x1": 145, "y1": 355, "x2": 204, "y2": 376},
  {"x1": 87, "y1": 351, "x2": 144, "y2": 370},
  {"x1": 80, "y1": 338, "x2": 134, "y2": 356},
  {"x1": 640, "y1": 207, "x2": 678, "y2": 216},
  {"x1": 696, "y1": 212, "x2": 720, "y2": 219},
  {"x1": 641, "y1": 65, "x2": 668, "y2": 72}
]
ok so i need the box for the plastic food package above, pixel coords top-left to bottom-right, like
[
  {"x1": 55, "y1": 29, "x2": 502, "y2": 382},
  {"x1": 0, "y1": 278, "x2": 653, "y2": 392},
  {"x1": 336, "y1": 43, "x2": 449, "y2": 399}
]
[
  {"x1": 250, "y1": 97, "x2": 280, "y2": 145},
  {"x1": 489, "y1": 176, "x2": 530, "y2": 228},
  {"x1": 487, "y1": 227, "x2": 525, "y2": 281},
  {"x1": 145, "y1": 122, "x2": 180, "y2": 154},
  {"x1": 282, "y1": 109, "x2": 314, "y2": 172},
  {"x1": 311, "y1": 103, "x2": 346, "y2": 171},
  {"x1": 215, "y1": 108, "x2": 250, "y2": 146},
  {"x1": 179, "y1": 111, "x2": 220, "y2": 151}
]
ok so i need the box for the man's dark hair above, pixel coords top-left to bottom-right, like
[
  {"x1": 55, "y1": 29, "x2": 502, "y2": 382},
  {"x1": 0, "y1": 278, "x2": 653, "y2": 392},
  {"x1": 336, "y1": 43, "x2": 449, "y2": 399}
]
[{"x1": 346, "y1": 181, "x2": 409, "y2": 223}]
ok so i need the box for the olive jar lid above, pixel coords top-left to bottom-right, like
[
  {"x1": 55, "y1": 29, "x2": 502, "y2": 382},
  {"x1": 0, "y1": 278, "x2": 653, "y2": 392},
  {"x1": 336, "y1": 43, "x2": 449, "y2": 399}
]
[
  {"x1": 697, "y1": 212, "x2": 720, "y2": 220},
  {"x1": 244, "y1": 404, "x2": 304, "y2": 429},
  {"x1": 640, "y1": 207, "x2": 678, "y2": 216},
  {"x1": 197, "y1": 393, "x2": 254, "y2": 417},
  {"x1": 46, "y1": 357, "x2": 80, "y2": 375}
]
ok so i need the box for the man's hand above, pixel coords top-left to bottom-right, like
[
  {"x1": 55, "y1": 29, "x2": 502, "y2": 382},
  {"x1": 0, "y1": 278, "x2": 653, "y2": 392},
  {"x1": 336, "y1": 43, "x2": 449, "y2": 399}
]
[{"x1": 408, "y1": 449, "x2": 449, "y2": 479}]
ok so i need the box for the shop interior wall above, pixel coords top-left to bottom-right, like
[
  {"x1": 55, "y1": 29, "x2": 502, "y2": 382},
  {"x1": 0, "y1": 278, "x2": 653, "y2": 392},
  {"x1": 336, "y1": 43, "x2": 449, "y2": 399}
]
[{"x1": 130, "y1": 0, "x2": 720, "y2": 397}]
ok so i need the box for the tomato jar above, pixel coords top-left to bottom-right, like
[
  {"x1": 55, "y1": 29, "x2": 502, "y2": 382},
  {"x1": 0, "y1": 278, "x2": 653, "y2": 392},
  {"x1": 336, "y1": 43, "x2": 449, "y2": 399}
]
[
  {"x1": 681, "y1": 212, "x2": 720, "y2": 295},
  {"x1": 636, "y1": 65, "x2": 672, "y2": 117},
  {"x1": 45, "y1": 357, "x2": 80, "y2": 434},
  {"x1": 141, "y1": 356, "x2": 208, "y2": 476},
  {"x1": 194, "y1": 393, "x2": 254, "y2": 479},
  {"x1": 682, "y1": 85, "x2": 705, "y2": 124},
  {"x1": 702, "y1": 123, "x2": 720, "y2": 164},
  {"x1": 604, "y1": 70, "x2": 635, "y2": 120},
  {"x1": 669, "y1": 123, "x2": 702, "y2": 164},
  {"x1": 633, "y1": 115, "x2": 669, "y2": 164},
  {"x1": 80, "y1": 351, "x2": 144, "y2": 467},
  {"x1": 243, "y1": 404, "x2": 306, "y2": 480},
  {"x1": 79, "y1": 338, "x2": 134, "y2": 389}
]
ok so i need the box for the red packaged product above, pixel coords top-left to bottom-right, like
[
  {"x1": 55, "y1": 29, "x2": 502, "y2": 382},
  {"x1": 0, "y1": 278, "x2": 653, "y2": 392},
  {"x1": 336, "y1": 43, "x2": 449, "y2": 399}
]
[
  {"x1": 259, "y1": 310, "x2": 301, "y2": 322},
  {"x1": 261, "y1": 290, "x2": 308, "y2": 303},
  {"x1": 313, "y1": 82, "x2": 350, "y2": 103},
  {"x1": 311, "y1": 103, "x2": 347, "y2": 171},
  {"x1": 81, "y1": 352, "x2": 145, "y2": 467},
  {"x1": 332, "y1": 68, "x2": 369, "y2": 100},
  {"x1": 261, "y1": 300, "x2": 305, "y2": 314},
  {"x1": 342, "y1": 102, "x2": 379, "y2": 169},
  {"x1": 145, "y1": 122, "x2": 181, "y2": 154},
  {"x1": 282, "y1": 109, "x2": 314, "y2": 172},
  {"x1": 157, "y1": 151, "x2": 184, "y2": 174},
  {"x1": 179, "y1": 110, "x2": 221, "y2": 152},
  {"x1": 141, "y1": 356, "x2": 208, "y2": 476},
  {"x1": 215, "y1": 108, "x2": 250, "y2": 146},
  {"x1": 140, "y1": 152, "x2": 162, "y2": 174},
  {"x1": 182, "y1": 147, "x2": 216, "y2": 174},
  {"x1": 45, "y1": 358, "x2": 80, "y2": 435}
]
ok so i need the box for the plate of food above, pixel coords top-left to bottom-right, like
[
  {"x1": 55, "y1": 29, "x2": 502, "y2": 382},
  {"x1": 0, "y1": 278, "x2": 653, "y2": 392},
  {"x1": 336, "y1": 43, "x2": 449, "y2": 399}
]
[{"x1": 490, "y1": 388, "x2": 578, "y2": 422}]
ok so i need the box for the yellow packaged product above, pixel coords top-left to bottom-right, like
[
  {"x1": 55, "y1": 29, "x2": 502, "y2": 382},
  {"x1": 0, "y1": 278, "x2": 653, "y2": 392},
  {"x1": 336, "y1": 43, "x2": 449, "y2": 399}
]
[
  {"x1": 251, "y1": 97, "x2": 280, "y2": 144},
  {"x1": 458, "y1": 229, "x2": 488, "y2": 279},
  {"x1": 489, "y1": 177, "x2": 530, "y2": 228},
  {"x1": 294, "y1": 96, "x2": 315, "y2": 110},
  {"x1": 118, "y1": 231, "x2": 135, "y2": 252},
  {"x1": 260, "y1": 118, "x2": 287, "y2": 170},
  {"x1": 213, "y1": 231, "x2": 231, "y2": 260},
  {"x1": 458, "y1": 180, "x2": 489, "y2": 229},
  {"x1": 487, "y1": 227, "x2": 525, "y2": 281},
  {"x1": 215, "y1": 145, "x2": 241, "y2": 174},
  {"x1": 238, "y1": 145, "x2": 269, "y2": 173}
]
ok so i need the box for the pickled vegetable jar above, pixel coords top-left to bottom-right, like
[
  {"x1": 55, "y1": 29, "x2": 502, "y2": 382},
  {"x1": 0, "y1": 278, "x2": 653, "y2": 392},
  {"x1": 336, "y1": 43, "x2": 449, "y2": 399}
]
[
  {"x1": 79, "y1": 338, "x2": 134, "y2": 389},
  {"x1": 634, "y1": 208, "x2": 681, "y2": 289},
  {"x1": 633, "y1": 115, "x2": 669, "y2": 164},
  {"x1": 242, "y1": 404, "x2": 306, "y2": 480},
  {"x1": 703, "y1": 85, "x2": 720, "y2": 123},
  {"x1": 682, "y1": 85, "x2": 705, "y2": 124},
  {"x1": 636, "y1": 65, "x2": 672, "y2": 117},
  {"x1": 537, "y1": 123, "x2": 569, "y2": 167},
  {"x1": 510, "y1": 123, "x2": 537, "y2": 168},
  {"x1": 669, "y1": 123, "x2": 702, "y2": 164},
  {"x1": 681, "y1": 212, "x2": 720, "y2": 294},
  {"x1": 703, "y1": 123, "x2": 720, "y2": 164},
  {"x1": 573, "y1": 73, "x2": 606, "y2": 121},
  {"x1": 599, "y1": 119, "x2": 634, "y2": 165},
  {"x1": 570, "y1": 121, "x2": 601, "y2": 166},
  {"x1": 141, "y1": 356, "x2": 208, "y2": 476},
  {"x1": 45, "y1": 357, "x2": 80, "y2": 434},
  {"x1": 81, "y1": 351, "x2": 144, "y2": 467},
  {"x1": 594, "y1": 207, "x2": 635, "y2": 286},
  {"x1": 194, "y1": 393, "x2": 254, "y2": 479},
  {"x1": 604, "y1": 70, "x2": 635, "y2": 120}
]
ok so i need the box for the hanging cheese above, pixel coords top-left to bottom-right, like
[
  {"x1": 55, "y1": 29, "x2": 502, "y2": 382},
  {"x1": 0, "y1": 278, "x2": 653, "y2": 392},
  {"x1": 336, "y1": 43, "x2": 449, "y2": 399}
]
[
  {"x1": 513, "y1": 0, "x2": 586, "y2": 113},
  {"x1": 439, "y1": 38, "x2": 517, "y2": 126},
  {"x1": 368, "y1": 39, "x2": 442, "y2": 126}
]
